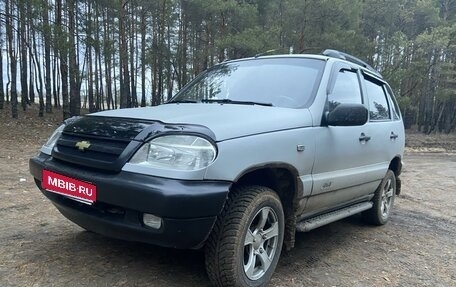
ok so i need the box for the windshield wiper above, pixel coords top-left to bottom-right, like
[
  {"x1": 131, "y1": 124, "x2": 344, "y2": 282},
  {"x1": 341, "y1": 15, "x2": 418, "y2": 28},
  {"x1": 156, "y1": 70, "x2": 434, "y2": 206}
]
[
  {"x1": 166, "y1": 99, "x2": 198, "y2": 104},
  {"x1": 201, "y1": 99, "x2": 273, "y2": 107}
]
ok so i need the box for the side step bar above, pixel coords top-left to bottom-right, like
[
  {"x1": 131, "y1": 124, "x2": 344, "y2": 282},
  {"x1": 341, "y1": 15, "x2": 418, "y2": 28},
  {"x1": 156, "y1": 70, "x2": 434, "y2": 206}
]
[{"x1": 296, "y1": 202, "x2": 373, "y2": 232}]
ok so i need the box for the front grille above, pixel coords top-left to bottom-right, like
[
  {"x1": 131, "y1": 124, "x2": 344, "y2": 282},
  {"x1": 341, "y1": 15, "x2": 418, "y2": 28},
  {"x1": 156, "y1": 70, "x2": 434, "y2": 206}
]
[
  {"x1": 59, "y1": 133, "x2": 127, "y2": 159},
  {"x1": 51, "y1": 116, "x2": 155, "y2": 171},
  {"x1": 52, "y1": 133, "x2": 134, "y2": 172}
]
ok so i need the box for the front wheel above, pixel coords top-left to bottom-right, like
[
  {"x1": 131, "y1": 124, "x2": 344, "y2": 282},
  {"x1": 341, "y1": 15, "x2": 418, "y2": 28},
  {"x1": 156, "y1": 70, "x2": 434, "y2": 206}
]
[
  {"x1": 364, "y1": 170, "x2": 396, "y2": 225},
  {"x1": 205, "y1": 185, "x2": 285, "y2": 287}
]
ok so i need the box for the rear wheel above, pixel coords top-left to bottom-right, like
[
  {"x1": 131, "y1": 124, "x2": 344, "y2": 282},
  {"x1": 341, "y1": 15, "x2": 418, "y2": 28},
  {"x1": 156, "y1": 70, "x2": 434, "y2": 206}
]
[
  {"x1": 364, "y1": 170, "x2": 396, "y2": 225},
  {"x1": 205, "y1": 185, "x2": 284, "y2": 287}
]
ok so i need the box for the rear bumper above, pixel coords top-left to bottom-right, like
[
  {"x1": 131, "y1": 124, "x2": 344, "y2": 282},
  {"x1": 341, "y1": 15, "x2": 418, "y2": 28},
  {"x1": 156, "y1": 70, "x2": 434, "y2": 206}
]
[{"x1": 30, "y1": 153, "x2": 231, "y2": 249}]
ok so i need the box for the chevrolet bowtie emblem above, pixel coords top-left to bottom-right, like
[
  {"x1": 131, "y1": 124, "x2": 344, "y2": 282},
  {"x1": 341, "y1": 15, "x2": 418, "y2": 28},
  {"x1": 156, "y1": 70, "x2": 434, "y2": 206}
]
[{"x1": 75, "y1": 140, "x2": 91, "y2": 151}]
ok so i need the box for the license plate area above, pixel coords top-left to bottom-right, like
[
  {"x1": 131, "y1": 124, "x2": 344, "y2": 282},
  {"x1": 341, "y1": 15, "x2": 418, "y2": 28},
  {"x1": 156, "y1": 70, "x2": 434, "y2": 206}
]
[{"x1": 42, "y1": 170, "x2": 97, "y2": 205}]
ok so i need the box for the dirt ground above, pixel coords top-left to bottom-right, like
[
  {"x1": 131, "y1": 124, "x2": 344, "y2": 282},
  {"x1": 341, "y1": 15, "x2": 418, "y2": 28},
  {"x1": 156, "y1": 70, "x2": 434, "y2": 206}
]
[{"x1": 0, "y1": 106, "x2": 455, "y2": 287}]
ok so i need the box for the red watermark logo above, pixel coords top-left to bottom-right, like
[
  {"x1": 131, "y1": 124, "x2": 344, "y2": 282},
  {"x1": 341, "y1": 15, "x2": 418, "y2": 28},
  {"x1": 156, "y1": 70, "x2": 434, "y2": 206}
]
[{"x1": 42, "y1": 170, "x2": 97, "y2": 204}]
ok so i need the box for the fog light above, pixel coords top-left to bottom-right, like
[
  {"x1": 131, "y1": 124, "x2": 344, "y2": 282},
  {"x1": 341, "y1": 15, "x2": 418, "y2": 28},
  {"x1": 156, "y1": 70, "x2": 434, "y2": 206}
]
[{"x1": 143, "y1": 213, "x2": 162, "y2": 229}]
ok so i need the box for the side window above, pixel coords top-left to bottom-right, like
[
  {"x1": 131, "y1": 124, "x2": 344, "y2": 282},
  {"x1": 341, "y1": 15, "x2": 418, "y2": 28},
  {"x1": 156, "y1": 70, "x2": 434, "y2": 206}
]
[
  {"x1": 328, "y1": 69, "x2": 362, "y2": 113},
  {"x1": 384, "y1": 86, "x2": 400, "y2": 120},
  {"x1": 364, "y1": 77, "x2": 390, "y2": 121}
]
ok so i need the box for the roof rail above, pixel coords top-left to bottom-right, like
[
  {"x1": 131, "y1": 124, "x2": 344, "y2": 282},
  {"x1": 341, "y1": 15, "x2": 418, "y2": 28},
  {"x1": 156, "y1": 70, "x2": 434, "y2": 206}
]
[
  {"x1": 322, "y1": 49, "x2": 382, "y2": 78},
  {"x1": 254, "y1": 49, "x2": 278, "y2": 58}
]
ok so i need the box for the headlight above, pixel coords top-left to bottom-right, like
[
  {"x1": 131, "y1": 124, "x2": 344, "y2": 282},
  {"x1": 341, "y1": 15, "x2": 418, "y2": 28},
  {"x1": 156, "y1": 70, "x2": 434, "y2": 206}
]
[
  {"x1": 40, "y1": 124, "x2": 65, "y2": 155},
  {"x1": 130, "y1": 135, "x2": 217, "y2": 171}
]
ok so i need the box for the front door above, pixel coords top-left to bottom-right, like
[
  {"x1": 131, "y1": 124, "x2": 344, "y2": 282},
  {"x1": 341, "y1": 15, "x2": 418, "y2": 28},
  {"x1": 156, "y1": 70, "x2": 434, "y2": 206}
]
[{"x1": 306, "y1": 65, "x2": 381, "y2": 215}]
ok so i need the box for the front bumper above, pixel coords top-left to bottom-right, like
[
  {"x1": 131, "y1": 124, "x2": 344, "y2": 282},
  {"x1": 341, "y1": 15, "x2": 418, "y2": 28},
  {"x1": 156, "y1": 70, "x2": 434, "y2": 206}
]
[{"x1": 30, "y1": 153, "x2": 231, "y2": 249}]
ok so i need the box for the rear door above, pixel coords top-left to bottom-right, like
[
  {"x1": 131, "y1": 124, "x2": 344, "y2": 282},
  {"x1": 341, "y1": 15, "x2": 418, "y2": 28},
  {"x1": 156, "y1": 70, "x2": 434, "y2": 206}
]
[{"x1": 361, "y1": 73, "x2": 404, "y2": 175}]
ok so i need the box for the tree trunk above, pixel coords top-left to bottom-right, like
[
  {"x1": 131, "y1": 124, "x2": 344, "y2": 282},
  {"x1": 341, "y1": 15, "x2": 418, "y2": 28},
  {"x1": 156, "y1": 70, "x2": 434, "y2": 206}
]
[
  {"x1": 158, "y1": 0, "x2": 167, "y2": 103},
  {"x1": 152, "y1": 15, "x2": 158, "y2": 106},
  {"x1": 119, "y1": 0, "x2": 131, "y2": 108},
  {"x1": 113, "y1": 55, "x2": 118, "y2": 108},
  {"x1": 56, "y1": 0, "x2": 70, "y2": 119},
  {"x1": 103, "y1": 9, "x2": 113, "y2": 110},
  {"x1": 19, "y1": 0, "x2": 28, "y2": 111},
  {"x1": 98, "y1": 51, "x2": 104, "y2": 111},
  {"x1": 448, "y1": 105, "x2": 456, "y2": 133},
  {"x1": 28, "y1": 57, "x2": 34, "y2": 104},
  {"x1": 112, "y1": 20, "x2": 118, "y2": 109},
  {"x1": 424, "y1": 50, "x2": 438, "y2": 134},
  {"x1": 181, "y1": 2, "x2": 188, "y2": 89},
  {"x1": 166, "y1": 16, "x2": 173, "y2": 100},
  {"x1": 27, "y1": 4, "x2": 35, "y2": 104},
  {"x1": 86, "y1": 1, "x2": 95, "y2": 113},
  {"x1": 87, "y1": 46, "x2": 95, "y2": 112},
  {"x1": 68, "y1": 0, "x2": 80, "y2": 116},
  {"x1": 31, "y1": 26, "x2": 44, "y2": 117},
  {"x1": 95, "y1": 6, "x2": 103, "y2": 111},
  {"x1": 6, "y1": 0, "x2": 18, "y2": 118},
  {"x1": 140, "y1": 6, "x2": 146, "y2": 107},
  {"x1": 52, "y1": 49, "x2": 60, "y2": 108},
  {"x1": 129, "y1": 3, "x2": 136, "y2": 107},
  {"x1": 43, "y1": 4, "x2": 52, "y2": 113},
  {"x1": 94, "y1": 48, "x2": 99, "y2": 112},
  {"x1": 0, "y1": 17, "x2": 4, "y2": 110}
]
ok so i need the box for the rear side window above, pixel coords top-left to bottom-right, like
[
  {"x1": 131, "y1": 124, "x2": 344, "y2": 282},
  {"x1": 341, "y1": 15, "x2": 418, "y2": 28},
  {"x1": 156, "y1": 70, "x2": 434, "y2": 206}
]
[
  {"x1": 364, "y1": 77, "x2": 390, "y2": 121},
  {"x1": 384, "y1": 86, "x2": 400, "y2": 120},
  {"x1": 328, "y1": 69, "x2": 362, "y2": 112}
]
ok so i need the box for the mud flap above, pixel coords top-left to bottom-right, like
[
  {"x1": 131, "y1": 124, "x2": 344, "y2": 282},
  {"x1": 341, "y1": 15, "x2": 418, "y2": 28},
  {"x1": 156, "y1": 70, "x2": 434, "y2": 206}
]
[{"x1": 396, "y1": 177, "x2": 401, "y2": 196}]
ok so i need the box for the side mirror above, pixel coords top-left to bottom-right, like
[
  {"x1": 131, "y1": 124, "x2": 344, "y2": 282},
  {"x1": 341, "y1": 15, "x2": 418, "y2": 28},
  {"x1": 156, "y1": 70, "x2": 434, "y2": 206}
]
[{"x1": 325, "y1": 103, "x2": 368, "y2": 126}]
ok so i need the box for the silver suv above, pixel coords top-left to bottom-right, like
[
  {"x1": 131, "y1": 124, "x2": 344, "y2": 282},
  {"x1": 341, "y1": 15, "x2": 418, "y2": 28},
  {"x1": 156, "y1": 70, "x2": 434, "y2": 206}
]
[{"x1": 30, "y1": 49, "x2": 404, "y2": 287}]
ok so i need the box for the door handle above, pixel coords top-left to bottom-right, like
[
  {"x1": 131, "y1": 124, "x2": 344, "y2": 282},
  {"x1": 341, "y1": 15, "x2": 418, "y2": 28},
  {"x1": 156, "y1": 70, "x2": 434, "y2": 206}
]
[
  {"x1": 359, "y1": 133, "x2": 371, "y2": 142},
  {"x1": 390, "y1": 132, "x2": 399, "y2": 139}
]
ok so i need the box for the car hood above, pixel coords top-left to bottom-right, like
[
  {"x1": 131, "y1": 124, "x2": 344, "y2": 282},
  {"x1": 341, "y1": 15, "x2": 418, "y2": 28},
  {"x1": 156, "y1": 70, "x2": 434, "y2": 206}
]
[{"x1": 92, "y1": 103, "x2": 313, "y2": 141}]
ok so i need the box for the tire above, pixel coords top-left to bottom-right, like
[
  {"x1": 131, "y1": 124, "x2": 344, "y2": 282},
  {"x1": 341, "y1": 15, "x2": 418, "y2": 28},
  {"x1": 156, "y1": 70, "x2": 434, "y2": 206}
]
[
  {"x1": 364, "y1": 170, "x2": 396, "y2": 225},
  {"x1": 205, "y1": 185, "x2": 285, "y2": 287}
]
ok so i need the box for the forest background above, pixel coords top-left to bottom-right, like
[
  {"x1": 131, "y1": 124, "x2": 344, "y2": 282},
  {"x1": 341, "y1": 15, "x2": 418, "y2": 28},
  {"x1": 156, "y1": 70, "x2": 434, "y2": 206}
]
[{"x1": 0, "y1": 0, "x2": 455, "y2": 133}]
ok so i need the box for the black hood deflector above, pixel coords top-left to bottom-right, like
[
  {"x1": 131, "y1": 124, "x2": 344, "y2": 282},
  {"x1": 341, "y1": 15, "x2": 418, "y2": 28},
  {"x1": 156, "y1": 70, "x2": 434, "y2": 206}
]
[{"x1": 63, "y1": 116, "x2": 216, "y2": 142}]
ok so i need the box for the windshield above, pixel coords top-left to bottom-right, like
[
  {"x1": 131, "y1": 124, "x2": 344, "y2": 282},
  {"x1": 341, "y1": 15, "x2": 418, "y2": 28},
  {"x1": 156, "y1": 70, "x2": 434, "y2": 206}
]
[{"x1": 170, "y1": 58, "x2": 325, "y2": 108}]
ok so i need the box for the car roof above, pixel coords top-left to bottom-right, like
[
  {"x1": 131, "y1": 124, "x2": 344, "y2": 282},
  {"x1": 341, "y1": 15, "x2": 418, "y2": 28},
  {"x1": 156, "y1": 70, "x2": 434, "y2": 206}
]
[{"x1": 222, "y1": 53, "x2": 383, "y2": 80}]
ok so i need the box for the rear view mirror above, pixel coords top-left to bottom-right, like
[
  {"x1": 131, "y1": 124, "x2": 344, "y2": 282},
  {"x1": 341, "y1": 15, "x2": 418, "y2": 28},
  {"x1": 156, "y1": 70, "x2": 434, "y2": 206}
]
[{"x1": 325, "y1": 103, "x2": 368, "y2": 126}]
